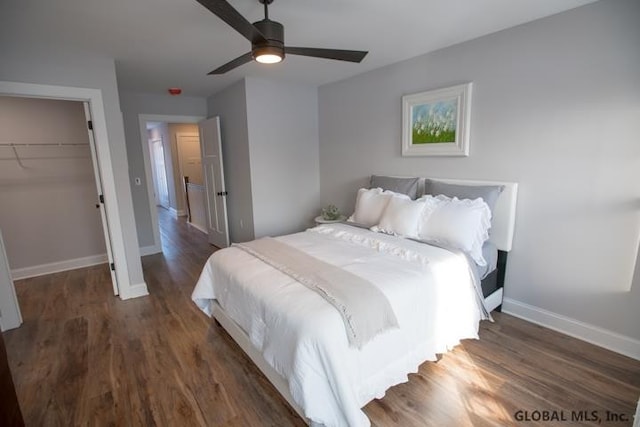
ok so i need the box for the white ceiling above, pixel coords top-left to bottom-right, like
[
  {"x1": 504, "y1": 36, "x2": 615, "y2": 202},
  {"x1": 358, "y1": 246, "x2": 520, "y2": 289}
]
[{"x1": 0, "y1": 0, "x2": 596, "y2": 97}]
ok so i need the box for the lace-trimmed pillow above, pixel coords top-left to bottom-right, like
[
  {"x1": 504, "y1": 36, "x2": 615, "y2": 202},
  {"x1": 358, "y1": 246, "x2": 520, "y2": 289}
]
[
  {"x1": 371, "y1": 197, "x2": 426, "y2": 238},
  {"x1": 348, "y1": 188, "x2": 410, "y2": 228},
  {"x1": 422, "y1": 179, "x2": 503, "y2": 215},
  {"x1": 417, "y1": 194, "x2": 492, "y2": 266}
]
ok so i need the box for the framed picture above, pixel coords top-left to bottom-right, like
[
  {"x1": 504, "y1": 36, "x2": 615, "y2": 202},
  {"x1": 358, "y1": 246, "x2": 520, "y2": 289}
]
[{"x1": 402, "y1": 82, "x2": 472, "y2": 157}]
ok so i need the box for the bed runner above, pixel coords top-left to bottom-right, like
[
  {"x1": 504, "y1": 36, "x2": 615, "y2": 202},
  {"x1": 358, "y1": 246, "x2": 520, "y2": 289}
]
[{"x1": 233, "y1": 237, "x2": 399, "y2": 348}]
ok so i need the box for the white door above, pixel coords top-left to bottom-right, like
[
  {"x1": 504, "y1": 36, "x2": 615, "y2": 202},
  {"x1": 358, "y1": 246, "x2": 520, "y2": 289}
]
[
  {"x1": 84, "y1": 103, "x2": 119, "y2": 295},
  {"x1": 177, "y1": 134, "x2": 203, "y2": 185},
  {"x1": 199, "y1": 117, "x2": 230, "y2": 248},
  {"x1": 0, "y1": 229, "x2": 22, "y2": 331},
  {"x1": 176, "y1": 133, "x2": 203, "y2": 216},
  {"x1": 151, "y1": 139, "x2": 170, "y2": 208}
]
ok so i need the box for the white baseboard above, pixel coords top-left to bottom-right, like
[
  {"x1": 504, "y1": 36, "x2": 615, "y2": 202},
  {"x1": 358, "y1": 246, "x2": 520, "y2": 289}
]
[
  {"x1": 502, "y1": 297, "x2": 640, "y2": 361},
  {"x1": 187, "y1": 221, "x2": 208, "y2": 235},
  {"x1": 11, "y1": 254, "x2": 108, "y2": 280},
  {"x1": 169, "y1": 207, "x2": 187, "y2": 217},
  {"x1": 139, "y1": 244, "x2": 162, "y2": 256},
  {"x1": 119, "y1": 281, "x2": 149, "y2": 300}
]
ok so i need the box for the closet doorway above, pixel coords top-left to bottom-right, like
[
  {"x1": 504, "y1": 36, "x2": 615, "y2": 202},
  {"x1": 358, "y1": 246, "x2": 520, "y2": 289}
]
[{"x1": 0, "y1": 94, "x2": 119, "y2": 328}]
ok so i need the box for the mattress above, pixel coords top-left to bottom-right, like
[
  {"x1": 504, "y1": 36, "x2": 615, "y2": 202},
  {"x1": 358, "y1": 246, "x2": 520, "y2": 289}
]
[{"x1": 192, "y1": 223, "x2": 488, "y2": 427}]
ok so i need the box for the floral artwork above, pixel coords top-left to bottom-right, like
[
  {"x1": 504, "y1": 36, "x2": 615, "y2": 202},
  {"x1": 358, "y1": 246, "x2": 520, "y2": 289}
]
[
  {"x1": 411, "y1": 100, "x2": 457, "y2": 144},
  {"x1": 402, "y1": 83, "x2": 472, "y2": 156}
]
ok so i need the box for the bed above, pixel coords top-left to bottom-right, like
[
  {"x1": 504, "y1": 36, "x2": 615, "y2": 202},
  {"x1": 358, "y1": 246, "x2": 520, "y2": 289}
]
[{"x1": 192, "y1": 177, "x2": 518, "y2": 427}]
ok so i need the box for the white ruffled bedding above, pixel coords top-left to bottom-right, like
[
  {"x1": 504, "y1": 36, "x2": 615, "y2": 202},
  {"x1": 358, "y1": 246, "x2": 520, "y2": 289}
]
[{"x1": 192, "y1": 223, "x2": 486, "y2": 427}]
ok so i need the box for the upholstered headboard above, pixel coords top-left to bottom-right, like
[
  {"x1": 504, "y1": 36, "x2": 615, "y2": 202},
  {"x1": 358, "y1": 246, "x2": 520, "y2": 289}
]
[
  {"x1": 420, "y1": 178, "x2": 518, "y2": 252},
  {"x1": 367, "y1": 175, "x2": 518, "y2": 251}
]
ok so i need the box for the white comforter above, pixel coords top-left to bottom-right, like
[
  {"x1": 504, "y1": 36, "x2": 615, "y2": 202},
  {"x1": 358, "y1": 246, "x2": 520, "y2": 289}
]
[{"x1": 192, "y1": 224, "x2": 485, "y2": 427}]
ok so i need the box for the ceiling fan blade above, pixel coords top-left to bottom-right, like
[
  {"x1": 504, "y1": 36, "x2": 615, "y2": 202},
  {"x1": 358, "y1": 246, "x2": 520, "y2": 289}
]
[
  {"x1": 196, "y1": 0, "x2": 267, "y2": 44},
  {"x1": 208, "y1": 52, "x2": 253, "y2": 75},
  {"x1": 285, "y1": 47, "x2": 368, "y2": 63}
]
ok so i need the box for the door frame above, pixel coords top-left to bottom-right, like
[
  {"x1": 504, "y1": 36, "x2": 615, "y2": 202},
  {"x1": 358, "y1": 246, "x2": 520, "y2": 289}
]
[
  {"x1": 0, "y1": 229, "x2": 22, "y2": 331},
  {"x1": 148, "y1": 139, "x2": 162, "y2": 206},
  {"x1": 138, "y1": 115, "x2": 205, "y2": 254},
  {"x1": 83, "y1": 102, "x2": 119, "y2": 295},
  {"x1": 0, "y1": 81, "x2": 129, "y2": 298},
  {"x1": 149, "y1": 138, "x2": 170, "y2": 209}
]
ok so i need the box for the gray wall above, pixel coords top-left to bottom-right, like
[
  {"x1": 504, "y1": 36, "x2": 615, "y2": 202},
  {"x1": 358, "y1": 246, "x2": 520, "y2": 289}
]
[
  {"x1": 0, "y1": 47, "x2": 145, "y2": 289},
  {"x1": 318, "y1": 0, "x2": 640, "y2": 340},
  {"x1": 119, "y1": 91, "x2": 207, "y2": 247},
  {"x1": 245, "y1": 77, "x2": 320, "y2": 238},
  {"x1": 0, "y1": 97, "x2": 106, "y2": 269},
  {"x1": 207, "y1": 78, "x2": 321, "y2": 242},
  {"x1": 207, "y1": 80, "x2": 255, "y2": 243}
]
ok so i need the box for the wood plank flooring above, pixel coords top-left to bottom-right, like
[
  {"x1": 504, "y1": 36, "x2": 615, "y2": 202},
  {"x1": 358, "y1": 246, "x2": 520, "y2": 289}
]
[{"x1": 3, "y1": 208, "x2": 639, "y2": 426}]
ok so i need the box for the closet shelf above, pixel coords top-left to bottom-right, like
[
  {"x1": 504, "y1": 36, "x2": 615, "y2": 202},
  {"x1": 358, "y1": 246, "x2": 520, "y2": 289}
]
[
  {"x1": 0, "y1": 156, "x2": 91, "y2": 161},
  {"x1": 0, "y1": 142, "x2": 89, "y2": 147},
  {"x1": 0, "y1": 143, "x2": 90, "y2": 169}
]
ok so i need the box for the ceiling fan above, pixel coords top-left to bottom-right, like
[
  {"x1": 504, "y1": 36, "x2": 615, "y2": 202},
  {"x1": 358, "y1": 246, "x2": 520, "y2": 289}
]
[{"x1": 196, "y1": 0, "x2": 369, "y2": 75}]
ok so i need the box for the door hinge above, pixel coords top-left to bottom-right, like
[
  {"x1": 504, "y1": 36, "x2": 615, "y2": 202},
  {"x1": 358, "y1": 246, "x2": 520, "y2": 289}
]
[
  {"x1": 99, "y1": 194, "x2": 105, "y2": 204},
  {"x1": 110, "y1": 263, "x2": 115, "y2": 271},
  {"x1": 87, "y1": 120, "x2": 93, "y2": 130}
]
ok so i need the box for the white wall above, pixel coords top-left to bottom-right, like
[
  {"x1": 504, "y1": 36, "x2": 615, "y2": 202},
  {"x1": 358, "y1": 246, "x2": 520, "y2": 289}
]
[
  {"x1": 0, "y1": 47, "x2": 146, "y2": 294},
  {"x1": 207, "y1": 80, "x2": 255, "y2": 243},
  {"x1": 318, "y1": 0, "x2": 640, "y2": 349},
  {"x1": 119, "y1": 91, "x2": 207, "y2": 247},
  {"x1": 0, "y1": 97, "x2": 106, "y2": 271},
  {"x1": 245, "y1": 78, "x2": 320, "y2": 238}
]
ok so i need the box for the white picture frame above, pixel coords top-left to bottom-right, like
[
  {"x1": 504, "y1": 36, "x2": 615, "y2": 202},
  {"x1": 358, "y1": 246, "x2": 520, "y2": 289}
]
[{"x1": 402, "y1": 82, "x2": 472, "y2": 157}]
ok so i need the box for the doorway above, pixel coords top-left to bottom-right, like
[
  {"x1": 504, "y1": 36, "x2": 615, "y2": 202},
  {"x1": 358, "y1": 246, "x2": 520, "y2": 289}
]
[
  {"x1": 0, "y1": 95, "x2": 117, "y2": 290},
  {"x1": 138, "y1": 115, "x2": 206, "y2": 253},
  {"x1": 0, "y1": 81, "x2": 134, "y2": 329}
]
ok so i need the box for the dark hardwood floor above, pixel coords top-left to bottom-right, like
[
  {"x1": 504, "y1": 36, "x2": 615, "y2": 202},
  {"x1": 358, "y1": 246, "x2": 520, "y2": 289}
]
[{"x1": 3, "y1": 208, "x2": 639, "y2": 426}]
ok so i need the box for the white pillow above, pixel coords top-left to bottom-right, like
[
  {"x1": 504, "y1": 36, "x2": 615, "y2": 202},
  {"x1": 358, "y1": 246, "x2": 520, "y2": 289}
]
[
  {"x1": 418, "y1": 195, "x2": 492, "y2": 266},
  {"x1": 371, "y1": 197, "x2": 426, "y2": 238},
  {"x1": 348, "y1": 188, "x2": 409, "y2": 227}
]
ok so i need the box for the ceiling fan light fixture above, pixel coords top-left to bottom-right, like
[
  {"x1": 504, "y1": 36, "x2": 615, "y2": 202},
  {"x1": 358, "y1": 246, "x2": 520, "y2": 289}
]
[
  {"x1": 198, "y1": 0, "x2": 368, "y2": 75},
  {"x1": 253, "y1": 45, "x2": 284, "y2": 64},
  {"x1": 256, "y1": 53, "x2": 282, "y2": 64}
]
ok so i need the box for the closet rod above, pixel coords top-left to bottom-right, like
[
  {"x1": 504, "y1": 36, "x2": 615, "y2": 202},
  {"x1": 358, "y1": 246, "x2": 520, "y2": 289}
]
[
  {"x1": 0, "y1": 156, "x2": 91, "y2": 161},
  {"x1": 0, "y1": 142, "x2": 89, "y2": 147}
]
